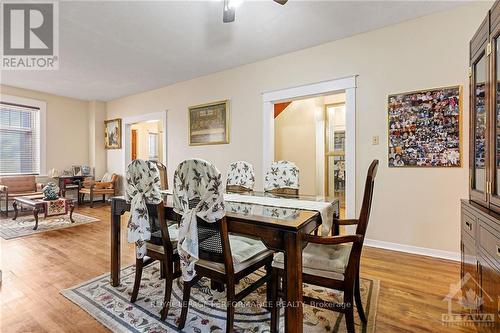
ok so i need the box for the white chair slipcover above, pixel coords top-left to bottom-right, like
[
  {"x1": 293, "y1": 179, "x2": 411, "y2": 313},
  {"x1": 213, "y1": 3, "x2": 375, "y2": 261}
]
[
  {"x1": 264, "y1": 160, "x2": 299, "y2": 191},
  {"x1": 173, "y1": 159, "x2": 225, "y2": 281},
  {"x1": 126, "y1": 159, "x2": 163, "y2": 259},
  {"x1": 226, "y1": 161, "x2": 255, "y2": 190}
]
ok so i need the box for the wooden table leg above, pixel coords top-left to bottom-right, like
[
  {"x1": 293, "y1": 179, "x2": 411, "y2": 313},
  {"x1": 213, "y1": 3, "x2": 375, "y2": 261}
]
[
  {"x1": 33, "y1": 207, "x2": 40, "y2": 230},
  {"x1": 68, "y1": 201, "x2": 75, "y2": 222},
  {"x1": 284, "y1": 232, "x2": 303, "y2": 333},
  {"x1": 12, "y1": 201, "x2": 18, "y2": 220},
  {"x1": 111, "y1": 198, "x2": 122, "y2": 286}
]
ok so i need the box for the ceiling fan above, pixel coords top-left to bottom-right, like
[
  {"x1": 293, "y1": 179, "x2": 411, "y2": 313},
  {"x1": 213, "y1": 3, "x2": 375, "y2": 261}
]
[{"x1": 223, "y1": 0, "x2": 288, "y2": 23}]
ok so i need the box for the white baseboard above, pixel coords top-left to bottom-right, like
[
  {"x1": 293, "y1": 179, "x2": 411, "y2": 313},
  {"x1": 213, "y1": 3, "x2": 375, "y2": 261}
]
[{"x1": 364, "y1": 238, "x2": 460, "y2": 262}]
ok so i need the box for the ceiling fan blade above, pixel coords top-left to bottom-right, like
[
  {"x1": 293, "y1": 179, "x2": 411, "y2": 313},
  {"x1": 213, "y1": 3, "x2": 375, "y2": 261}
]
[
  {"x1": 223, "y1": 0, "x2": 235, "y2": 23},
  {"x1": 274, "y1": 0, "x2": 288, "y2": 5}
]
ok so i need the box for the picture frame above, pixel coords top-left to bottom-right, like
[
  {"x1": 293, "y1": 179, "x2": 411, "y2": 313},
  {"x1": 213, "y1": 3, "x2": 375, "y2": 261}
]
[
  {"x1": 388, "y1": 85, "x2": 462, "y2": 168},
  {"x1": 188, "y1": 100, "x2": 229, "y2": 146},
  {"x1": 104, "y1": 118, "x2": 122, "y2": 149},
  {"x1": 72, "y1": 165, "x2": 82, "y2": 176}
]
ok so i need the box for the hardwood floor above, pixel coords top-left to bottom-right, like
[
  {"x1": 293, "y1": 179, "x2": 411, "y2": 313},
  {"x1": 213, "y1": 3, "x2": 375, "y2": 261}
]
[{"x1": 0, "y1": 204, "x2": 477, "y2": 333}]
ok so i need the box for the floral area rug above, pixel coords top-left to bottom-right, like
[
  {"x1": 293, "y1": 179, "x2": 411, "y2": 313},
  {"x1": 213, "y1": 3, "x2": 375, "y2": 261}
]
[
  {"x1": 0, "y1": 213, "x2": 99, "y2": 240},
  {"x1": 61, "y1": 262, "x2": 378, "y2": 332}
]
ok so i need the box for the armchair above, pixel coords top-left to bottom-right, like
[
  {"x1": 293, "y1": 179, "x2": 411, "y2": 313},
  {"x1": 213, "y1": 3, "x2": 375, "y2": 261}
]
[
  {"x1": 78, "y1": 173, "x2": 118, "y2": 207},
  {"x1": 0, "y1": 175, "x2": 44, "y2": 216}
]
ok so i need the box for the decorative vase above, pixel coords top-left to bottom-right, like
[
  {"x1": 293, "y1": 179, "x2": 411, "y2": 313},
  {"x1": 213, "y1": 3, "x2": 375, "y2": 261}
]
[{"x1": 43, "y1": 182, "x2": 60, "y2": 200}]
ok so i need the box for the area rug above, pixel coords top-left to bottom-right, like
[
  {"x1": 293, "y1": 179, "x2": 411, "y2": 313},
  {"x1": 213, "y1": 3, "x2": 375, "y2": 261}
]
[
  {"x1": 0, "y1": 213, "x2": 99, "y2": 240},
  {"x1": 61, "y1": 263, "x2": 378, "y2": 333}
]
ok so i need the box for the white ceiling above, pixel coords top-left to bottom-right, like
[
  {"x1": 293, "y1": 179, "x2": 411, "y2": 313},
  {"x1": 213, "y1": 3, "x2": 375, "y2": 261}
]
[{"x1": 1, "y1": 1, "x2": 465, "y2": 101}]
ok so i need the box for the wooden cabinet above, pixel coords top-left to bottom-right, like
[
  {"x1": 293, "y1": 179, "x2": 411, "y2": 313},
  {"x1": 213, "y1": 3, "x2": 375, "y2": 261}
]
[
  {"x1": 463, "y1": 4, "x2": 500, "y2": 330},
  {"x1": 460, "y1": 201, "x2": 500, "y2": 331}
]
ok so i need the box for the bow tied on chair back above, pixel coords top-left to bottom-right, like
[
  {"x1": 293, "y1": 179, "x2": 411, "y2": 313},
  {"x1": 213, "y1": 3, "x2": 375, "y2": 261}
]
[
  {"x1": 173, "y1": 159, "x2": 225, "y2": 281},
  {"x1": 126, "y1": 159, "x2": 163, "y2": 258}
]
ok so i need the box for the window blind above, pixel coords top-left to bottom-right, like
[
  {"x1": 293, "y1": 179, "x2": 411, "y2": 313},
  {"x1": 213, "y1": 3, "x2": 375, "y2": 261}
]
[{"x1": 0, "y1": 102, "x2": 41, "y2": 175}]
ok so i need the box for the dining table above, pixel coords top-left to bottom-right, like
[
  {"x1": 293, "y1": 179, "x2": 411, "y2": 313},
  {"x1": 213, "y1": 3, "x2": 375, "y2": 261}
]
[{"x1": 109, "y1": 191, "x2": 340, "y2": 333}]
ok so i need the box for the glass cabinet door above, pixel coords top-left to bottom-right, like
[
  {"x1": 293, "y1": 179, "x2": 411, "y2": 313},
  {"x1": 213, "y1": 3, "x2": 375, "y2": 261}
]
[
  {"x1": 472, "y1": 53, "x2": 487, "y2": 195},
  {"x1": 490, "y1": 37, "x2": 500, "y2": 209}
]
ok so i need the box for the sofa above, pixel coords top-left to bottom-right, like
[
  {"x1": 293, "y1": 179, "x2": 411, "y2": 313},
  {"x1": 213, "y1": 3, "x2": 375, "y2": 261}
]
[{"x1": 0, "y1": 175, "x2": 44, "y2": 215}]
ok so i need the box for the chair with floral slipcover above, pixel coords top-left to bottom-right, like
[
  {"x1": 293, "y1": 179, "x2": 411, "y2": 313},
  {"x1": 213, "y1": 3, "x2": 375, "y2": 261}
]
[
  {"x1": 126, "y1": 159, "x2": 180, "y2": 321},
  {"x1": 173, "y1": 159, "x2": 275, "y2": 333},
  {"x1": 226, "y1": 161, "x2": 255, "y2": 192},
  {"x1": 264, "y1": 160, "x2": 299, "y2": 195}
]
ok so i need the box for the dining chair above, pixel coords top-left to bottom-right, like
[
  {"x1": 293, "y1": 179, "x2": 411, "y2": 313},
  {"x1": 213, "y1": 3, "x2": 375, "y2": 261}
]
[
  {"x1": 126, "y1": 160, "x2": 180, "y2": 321},
  {"x1": 270, "y1": 159, "x2": 379, "y2": 333},
  {"x1": 264, "y1": 160, "x2": 299, "y2": 195},
  {"x1": 173, "y1": 159, "x2": 275, "y2": 333},
  {"x1": 149, "y1": 160, "x2": 168, "y2": 190},
  {"x1": 226, "y1": 161, "x2": 255, "y2": 192}
]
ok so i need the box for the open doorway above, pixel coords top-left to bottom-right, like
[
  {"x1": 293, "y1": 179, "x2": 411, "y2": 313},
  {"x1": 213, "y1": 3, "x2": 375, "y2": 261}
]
[
  {"x1": 273, "y1": 93, "x2": 346, "y2": 208},
  {"x1": 263, "y1": 76, "x2": 356, "y2": 219},
  {"x1": 130, "y1": 120, "x2": 164, "y2": 162},
  {"x1": 122, "y1": 111, "x2": 168, "y2": 180}
]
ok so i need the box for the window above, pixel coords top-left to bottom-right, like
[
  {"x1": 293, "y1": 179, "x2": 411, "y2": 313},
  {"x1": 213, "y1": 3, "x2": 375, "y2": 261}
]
[
  {"x1": 148, "y1": 132, "x2": 158, "y2": 161},
  {"x1": 0, "y1": 102, "x2": 41, "y2": 175}
]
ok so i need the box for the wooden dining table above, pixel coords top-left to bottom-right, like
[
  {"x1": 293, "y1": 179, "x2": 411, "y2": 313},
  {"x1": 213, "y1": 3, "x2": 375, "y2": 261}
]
[{"x1": 109, "y1": 191, "x2": 339, "y2": 333}]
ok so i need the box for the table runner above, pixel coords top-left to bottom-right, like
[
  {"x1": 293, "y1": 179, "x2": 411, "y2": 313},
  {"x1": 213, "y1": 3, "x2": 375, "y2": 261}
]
[
  {"x1": 44, "y1": 198, "x2": 69, "y2": 217},
  {"x1": 223, "y1": 193, "x2": 334, "y2": 235}
]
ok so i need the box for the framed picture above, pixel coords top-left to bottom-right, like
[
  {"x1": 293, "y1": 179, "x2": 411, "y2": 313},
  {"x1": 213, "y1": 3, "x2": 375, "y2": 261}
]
[
  {"x1": 72, "y1": 165, "x2": 82, "y2": 176},
  {"x1": 189, "y1": 100, "x2": 229, "y2": 146},
  {"x1": 105, "y1": 118, "x2": 122, "y2": 149},
  {"x1": 388, "y1": 85, "x2": 461, "y2": 167}
]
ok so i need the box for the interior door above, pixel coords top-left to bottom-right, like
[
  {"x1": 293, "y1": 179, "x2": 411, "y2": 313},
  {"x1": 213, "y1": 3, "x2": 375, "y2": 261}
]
[
  {"x1": 131, "y1": 129, "x2": 137, "y2": 161},
  {"x1": 470, "y1": 16, "x2": 490, "y2": 206}
]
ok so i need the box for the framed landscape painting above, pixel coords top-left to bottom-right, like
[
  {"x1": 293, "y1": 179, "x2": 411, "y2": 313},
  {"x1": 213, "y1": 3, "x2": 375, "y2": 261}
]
[
  {"x1": 388, "y1": 86, "x2": 461, "y2": 167},
  {"x1": 104, "y1": 118, "x2": 122, "y2": 149},
  {"x1": 189, "y1": 100, "x2": 229, "y2": 145}
]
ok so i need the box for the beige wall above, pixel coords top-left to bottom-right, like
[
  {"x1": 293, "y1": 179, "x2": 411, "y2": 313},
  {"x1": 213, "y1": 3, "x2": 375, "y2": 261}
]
[
  {"x1": 106, "y1": 2, "x2": 490, "y2": 254},
  {"x1": 274, "y1": 97, "x2": 322, "y2": 196},
  {"x1": 88, "y1": 100, "x2": 107, "y2": 179},
  {"x1": 0, "y1": 84, "x2": 90, "y2": 175}
]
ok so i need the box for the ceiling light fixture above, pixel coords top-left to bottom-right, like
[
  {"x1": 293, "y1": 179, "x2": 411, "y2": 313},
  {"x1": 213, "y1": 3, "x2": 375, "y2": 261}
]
[{"x1": 223, "y1": 0, "x2": 287, "y2": 23}]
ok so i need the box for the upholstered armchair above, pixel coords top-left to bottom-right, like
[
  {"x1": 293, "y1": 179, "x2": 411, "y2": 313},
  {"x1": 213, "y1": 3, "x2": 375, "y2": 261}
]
[
  {"x1": 78, "y1": 173, "x2": 118, "y2": 207},
  {"x1": 0, "y1": 175, "x2": 44, "y2": 215}
]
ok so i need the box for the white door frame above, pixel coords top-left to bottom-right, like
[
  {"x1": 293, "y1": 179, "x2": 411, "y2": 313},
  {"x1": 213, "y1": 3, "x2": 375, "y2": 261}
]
[
  {"x1": 262, "y1": 76, "x2": 357, "y2": 219},
  {"x1": 121, "y1": 111, "x2": 168, "y2": 177}
]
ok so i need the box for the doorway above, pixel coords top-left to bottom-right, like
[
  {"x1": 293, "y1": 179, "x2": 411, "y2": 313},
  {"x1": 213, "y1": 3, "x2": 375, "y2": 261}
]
[
  {"x1": 122, "y1": 111, "x2": 168, "y2": 178},
  {"x1": 274, "y1": 93, "x2": 346, "y2": 205},
  {"x1": 130, "y1": 120, "x2": 163, "y2": 162},
  {"x1": 263, "y1": 76, "x2": 356, "y2": 219}
]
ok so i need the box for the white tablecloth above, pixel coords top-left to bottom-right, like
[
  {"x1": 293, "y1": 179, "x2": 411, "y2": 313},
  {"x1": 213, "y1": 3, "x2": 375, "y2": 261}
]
[
  {"x1": 223, "y1": 193, "x2": 335, "y2": 235},
  {"x1": 160, "y1": 190, "x2": 336, "y2": 235}
]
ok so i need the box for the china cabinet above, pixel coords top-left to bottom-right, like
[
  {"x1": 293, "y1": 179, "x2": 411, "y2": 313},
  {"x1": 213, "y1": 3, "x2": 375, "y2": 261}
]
[{"x1": 463, "y1": 2, "x2": 500, "y2": 332}]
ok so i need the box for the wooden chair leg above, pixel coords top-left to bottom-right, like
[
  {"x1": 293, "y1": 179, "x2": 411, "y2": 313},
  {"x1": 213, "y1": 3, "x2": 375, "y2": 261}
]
[
  {"x1": 226, "y1": 282, "x2": 235, "y2": 333},
  {"x1": 270, "y1": 268, "x2": 280, "y2": 333},
  {"x1": 160, "y1": 260, "x2": 173, "y2": 321},
  {"x1": 265, "y1": 262, "x2": 273, "y2": 308},
  {"x1": 355, "y1": 272, "x2": 367, "y2": 323},
  {"x1": 344, "y1": 286, "x2": 355, "y2": 333},
  {"x1": 131, "y1": 258, "x2": 144, "y2": 303},
  {"x1": 178, "y1": 280, "x2": 194, "y2": 329},
  {"x1": 102, "y1": 194, "x2": 105, "y2": 202},
  {"x1": 160, "y1": 261, "x2": 165, "y2": 279},
  {"x1": 90, "y1": 192, "x2": 94, "y2": 208}
]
